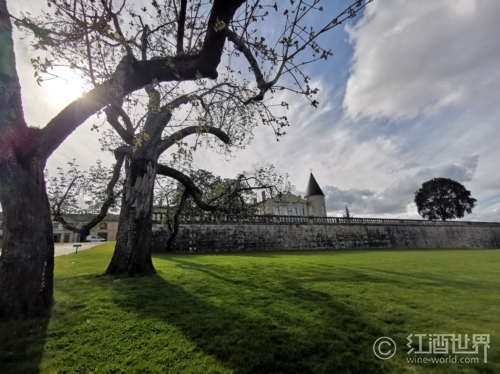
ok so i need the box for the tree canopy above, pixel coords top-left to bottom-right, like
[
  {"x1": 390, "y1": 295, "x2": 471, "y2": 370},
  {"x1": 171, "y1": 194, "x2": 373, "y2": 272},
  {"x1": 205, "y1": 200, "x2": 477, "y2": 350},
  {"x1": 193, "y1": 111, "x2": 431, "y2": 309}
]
[
  {"x1": 0, "y1": 0, "x2": 374, "y2": 319},
  {"x1": 414, "y1": 177, "x2": 477, "y2": 221}
]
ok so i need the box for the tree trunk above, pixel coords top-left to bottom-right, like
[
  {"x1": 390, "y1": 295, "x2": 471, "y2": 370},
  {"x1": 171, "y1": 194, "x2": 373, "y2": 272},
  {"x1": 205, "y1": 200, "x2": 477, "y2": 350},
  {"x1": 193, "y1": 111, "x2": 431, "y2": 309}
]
[
  {"x1": 166, "y1": 189, "x2": 189, "y2": 252},
  {"x1": 105, "y1": 156, "x2": 157, "y2": 276},
  {"x1": 0, "y1": 156, "x2": 54, "y2": 319},
  {"x1": 0, "y1": 1, "x2": 54, "y2": 319}
]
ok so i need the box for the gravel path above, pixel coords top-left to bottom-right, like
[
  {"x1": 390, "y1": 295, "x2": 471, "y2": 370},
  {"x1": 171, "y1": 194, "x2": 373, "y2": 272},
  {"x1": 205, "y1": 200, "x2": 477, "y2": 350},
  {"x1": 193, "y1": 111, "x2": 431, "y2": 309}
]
[{"x1": 55, "y1": 242, "x2": 104, "y2": 256}]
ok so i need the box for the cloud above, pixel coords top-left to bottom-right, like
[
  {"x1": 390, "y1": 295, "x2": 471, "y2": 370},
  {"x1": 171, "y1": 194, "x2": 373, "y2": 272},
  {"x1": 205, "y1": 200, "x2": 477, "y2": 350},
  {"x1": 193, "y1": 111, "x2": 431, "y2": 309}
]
[
  {"x1": 468, "y1": 207, "x2": 500, "y2": 222},
  {"x1": 9, "y1": 0, "x2": 499, "y2": 223},
  {"x1": 388, "y1": 161, "x2": 420, "y2": 174},
  {"x1": 460, "y1": 155, "x2": 479, "y2": 172},
  {"x1": 325, "y1": 155, "x2": 480, "y2": 217},
  {"x1": 323, "y1": 186, "x2": 376, "y2": 212},
  {"x1": 414, "y1": 155, "x2": 479, "y2": 184},
  {"x1": 343, "y1": 0, "x2": 500, "y2": 120}
]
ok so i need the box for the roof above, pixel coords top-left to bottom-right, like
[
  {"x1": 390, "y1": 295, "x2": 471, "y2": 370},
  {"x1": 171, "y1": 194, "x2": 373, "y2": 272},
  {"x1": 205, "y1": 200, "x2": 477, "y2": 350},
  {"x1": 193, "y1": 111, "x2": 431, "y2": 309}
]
[
  {"x1": 304, "y1": 173, "x2": 324, "y2": 197},
  {"x1": 270, "y1": 192, "x2": 307, "y2": 204}
]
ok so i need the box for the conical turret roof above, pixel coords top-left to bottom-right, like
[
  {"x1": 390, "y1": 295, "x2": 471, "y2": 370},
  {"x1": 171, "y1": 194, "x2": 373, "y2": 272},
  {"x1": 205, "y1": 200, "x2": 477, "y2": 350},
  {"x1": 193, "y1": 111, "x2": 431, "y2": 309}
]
[{"x1": 304, "y1": 173, "x2": 324, "y2": 197}]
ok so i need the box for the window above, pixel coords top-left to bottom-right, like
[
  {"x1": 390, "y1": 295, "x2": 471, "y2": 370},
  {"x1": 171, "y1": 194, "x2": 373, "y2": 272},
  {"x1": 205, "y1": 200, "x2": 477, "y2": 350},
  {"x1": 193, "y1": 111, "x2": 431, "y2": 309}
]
[{"x1": 53, "y1": 222, "x2": 59, "y2": 229}]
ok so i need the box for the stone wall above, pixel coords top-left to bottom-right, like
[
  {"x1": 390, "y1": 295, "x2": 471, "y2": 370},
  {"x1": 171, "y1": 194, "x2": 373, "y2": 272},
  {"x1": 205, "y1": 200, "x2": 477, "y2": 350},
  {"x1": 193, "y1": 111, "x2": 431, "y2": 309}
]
[{"x1": 151, "y1": 215, "x2": 500, "y2": 253}]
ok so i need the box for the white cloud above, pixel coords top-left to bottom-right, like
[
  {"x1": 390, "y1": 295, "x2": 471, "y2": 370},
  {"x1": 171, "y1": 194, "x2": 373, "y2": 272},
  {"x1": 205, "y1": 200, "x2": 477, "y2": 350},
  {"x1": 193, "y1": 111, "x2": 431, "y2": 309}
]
[
  {"x1": 343, "y1": 0, "x2": 500, "y2": 119},
  {"x1": 388, "y1": 161, "x2": 420, "y2": 174},
  {"x1": 325, "y1": 156, "x2": 481, "y2": 218},
  {"x1": 8, "y1": 0, "x2": 500, "y2": 223}
]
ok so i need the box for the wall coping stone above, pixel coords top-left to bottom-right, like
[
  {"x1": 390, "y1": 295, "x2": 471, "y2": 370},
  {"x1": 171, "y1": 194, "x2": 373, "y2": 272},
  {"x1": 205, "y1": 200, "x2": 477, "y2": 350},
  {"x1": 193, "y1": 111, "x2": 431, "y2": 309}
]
[{"x1": 151, "y1": 214, "x2": 500, "y2": 227}]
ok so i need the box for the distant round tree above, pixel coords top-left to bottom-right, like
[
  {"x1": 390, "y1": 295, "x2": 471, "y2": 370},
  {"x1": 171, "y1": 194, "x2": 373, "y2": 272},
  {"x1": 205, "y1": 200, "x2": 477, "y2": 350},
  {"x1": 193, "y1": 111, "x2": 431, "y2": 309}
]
[{"x1": 414, "y1": 178, "x2": 477, "y2": 221}]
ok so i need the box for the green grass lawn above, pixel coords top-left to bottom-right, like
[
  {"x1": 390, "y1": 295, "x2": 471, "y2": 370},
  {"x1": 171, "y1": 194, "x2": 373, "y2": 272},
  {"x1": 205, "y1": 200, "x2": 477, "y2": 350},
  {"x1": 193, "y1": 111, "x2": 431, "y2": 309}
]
[{"x1": 1, "y1": 244, "x2": 499, "y2": 373}]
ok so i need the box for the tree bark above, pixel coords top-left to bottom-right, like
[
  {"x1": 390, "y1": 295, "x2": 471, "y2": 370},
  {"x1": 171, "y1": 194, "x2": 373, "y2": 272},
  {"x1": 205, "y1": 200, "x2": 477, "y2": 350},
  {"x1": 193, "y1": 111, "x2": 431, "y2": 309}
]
[
  {"x1": 105, "y1": 155, "x2": 157, "y2": 277},
  {"x1": 0, "y1": 0, "x2": 53, "y2": 319},
  {"x1": 166, "y1": 189, "x2": 189, "y2": 252},
  {"x1": 0, "y1": 157, "x2": 54, "y2": 318}
]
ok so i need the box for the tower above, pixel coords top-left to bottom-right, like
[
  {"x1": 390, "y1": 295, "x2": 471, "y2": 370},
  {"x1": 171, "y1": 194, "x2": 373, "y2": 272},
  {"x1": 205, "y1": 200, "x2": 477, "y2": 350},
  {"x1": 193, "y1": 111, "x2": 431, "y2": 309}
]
[{"x1": 304, "y1": 173, "x2": 326, "y2": 217}]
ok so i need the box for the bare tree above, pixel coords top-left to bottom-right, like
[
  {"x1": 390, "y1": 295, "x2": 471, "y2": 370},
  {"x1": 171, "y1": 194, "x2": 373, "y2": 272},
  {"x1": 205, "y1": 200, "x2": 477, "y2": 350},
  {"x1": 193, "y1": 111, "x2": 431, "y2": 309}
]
[
  {"x1": 46, "y1": 159, "x2": 124, "y2": 240},
  {"x1": 0, "y1": 0, "x2": 373, "y2": 318},
  {"x1": 156, "y1": 166, "x2": 290, "y2": 251},
  {"x1": 342, "y1": 205, "x2": 353, "y2": 219},
  {"x1": 0, "y1": 0, "x2": 247, "y2": 318}
]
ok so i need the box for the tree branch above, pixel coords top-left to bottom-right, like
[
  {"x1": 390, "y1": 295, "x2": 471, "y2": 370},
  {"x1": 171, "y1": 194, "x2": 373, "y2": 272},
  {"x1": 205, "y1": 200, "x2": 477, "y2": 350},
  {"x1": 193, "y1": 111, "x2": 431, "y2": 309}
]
[
  {"x1": 100, "y1": 0, "x2": 134, "y2": 56},
  {"x1": 104, "y1": 105, "x2": 134, "y2": 145},
  {"x1": 34, "y1": 0, "x2": 245, "y2": 161},
  {"x1": 176, "y1": 0, "x2": 187, "y2": 54},
  {"x1": 166, "y1": 188, "x2": 189, "y2": 251},
  {"x1": 156, "y1": 164, "x2": 217, "y2": 211},
  {"x1": 113, "y1": 145, "x2": 132, "y2": 159},
  {"x1": 112, "y1": 103, "x2": 134, "y2": 134},
  {"x1": 54, "y1": 175, "x2": 84, "y2": 216},
  {"x1": 140, "y1": 24, "x2": 149, "y2": 61},
  {"x1": 112, "y1": 145, "x2": 216, "y2": 211},
  {"x1": 54, "y1": 152, "x2": 125, "y2": 237},
  {"x1": 158, "y1": 126, "x2": 230, "y2": 154},
  {"x1": 224, "y1": 28, "x2": 270, "y2": 103}
]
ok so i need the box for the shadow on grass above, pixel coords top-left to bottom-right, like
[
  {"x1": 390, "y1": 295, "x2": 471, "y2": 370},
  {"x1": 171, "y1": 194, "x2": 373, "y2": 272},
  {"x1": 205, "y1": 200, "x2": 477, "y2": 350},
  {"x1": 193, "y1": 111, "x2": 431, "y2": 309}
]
[
  {"x1": 369, "y1": 268, "x2": 500, "y2": 292},
  {"x1": 0, "y1": 312, "x2": 50, "y2": 374},
  {"x1": 170, "y1": 248, "x2": 385, "y2": 259},
  {"x1": 93, "y1": 266, "x2": 387, "y2": 373},
  {"x1": 168, "y1": 258, "x2": 400, "y2": 291}
]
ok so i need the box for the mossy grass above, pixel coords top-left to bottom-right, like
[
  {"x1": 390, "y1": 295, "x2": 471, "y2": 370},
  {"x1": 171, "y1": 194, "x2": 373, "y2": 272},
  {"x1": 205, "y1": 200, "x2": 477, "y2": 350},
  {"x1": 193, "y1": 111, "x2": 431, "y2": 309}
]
[{"x1": 1, "y1": 244, "x2": 499, "y2": 373}]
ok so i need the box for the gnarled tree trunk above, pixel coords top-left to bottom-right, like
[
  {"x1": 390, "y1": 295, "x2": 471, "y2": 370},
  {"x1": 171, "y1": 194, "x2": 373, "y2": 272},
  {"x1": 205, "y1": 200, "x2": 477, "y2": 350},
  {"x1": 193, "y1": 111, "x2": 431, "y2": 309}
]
[
  {"x1": 105, "y1": 155, "x2": 157, "y2": 276},
  {"x1": 0, "y1": 1, "x2": 53, "y2": 319},
  {"x1": 0, "y1": 156, "x2": 54, "y2": 318}
]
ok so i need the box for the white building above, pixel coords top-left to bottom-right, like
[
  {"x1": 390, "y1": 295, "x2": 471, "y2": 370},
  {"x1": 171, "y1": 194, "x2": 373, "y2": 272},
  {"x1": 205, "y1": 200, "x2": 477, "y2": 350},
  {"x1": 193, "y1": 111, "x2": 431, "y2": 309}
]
[{"x1": 259, "y1": 173, "x2": 327, "y2": 217}]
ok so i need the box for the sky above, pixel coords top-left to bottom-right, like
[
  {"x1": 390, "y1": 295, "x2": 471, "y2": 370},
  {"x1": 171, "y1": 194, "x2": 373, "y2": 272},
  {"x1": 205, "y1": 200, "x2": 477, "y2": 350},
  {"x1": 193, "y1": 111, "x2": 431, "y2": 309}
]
[{"x1": 9, "y1": 0, "x2": 500, "y2": 221}]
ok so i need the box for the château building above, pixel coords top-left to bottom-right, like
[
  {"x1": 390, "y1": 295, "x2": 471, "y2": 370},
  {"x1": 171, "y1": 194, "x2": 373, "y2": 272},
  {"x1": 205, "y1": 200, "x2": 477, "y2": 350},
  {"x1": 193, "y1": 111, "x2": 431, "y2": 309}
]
[{"x1": 259, "y1": 173, "x2": 327, "y2": 217}]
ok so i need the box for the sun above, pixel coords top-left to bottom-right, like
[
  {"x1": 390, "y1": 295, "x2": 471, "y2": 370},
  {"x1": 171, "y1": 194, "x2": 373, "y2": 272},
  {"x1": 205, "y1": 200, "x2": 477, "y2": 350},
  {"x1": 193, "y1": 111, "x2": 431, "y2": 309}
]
[{"x1": 36, "y1": 66, "x2": 89, "y2": 114}]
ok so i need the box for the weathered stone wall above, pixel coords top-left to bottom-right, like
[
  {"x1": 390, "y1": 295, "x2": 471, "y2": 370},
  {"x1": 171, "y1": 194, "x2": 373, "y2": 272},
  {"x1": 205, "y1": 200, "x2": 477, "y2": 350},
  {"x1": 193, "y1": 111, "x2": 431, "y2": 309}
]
[{"x1": 151, "y1": 220, "x2": 500, "y2": 253}]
